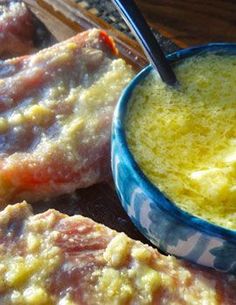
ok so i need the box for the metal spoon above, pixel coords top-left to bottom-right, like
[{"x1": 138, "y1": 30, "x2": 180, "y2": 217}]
[{"x1": 112, "y1": 0, "x2": 179, "y2": 87}]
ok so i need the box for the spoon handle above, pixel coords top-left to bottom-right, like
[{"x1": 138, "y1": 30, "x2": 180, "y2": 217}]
[{"x1": 112, "y1": 0, "x2": 178, "y2": 87}]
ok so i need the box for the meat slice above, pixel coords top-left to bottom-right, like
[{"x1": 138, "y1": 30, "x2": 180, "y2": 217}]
[
  {"x1": 0, "y1": 0, "x2": 36, "y2": 58},
  {"x1": 0, "y1": 29, "x2": 134, "y2": 204},
  {"x1": 0, "y1": 202, "x2": 235, "y2": 305}
]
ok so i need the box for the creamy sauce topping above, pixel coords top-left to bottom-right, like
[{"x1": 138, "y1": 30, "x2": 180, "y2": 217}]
[
  {"x1": 0, "y1": 203, "x2": 235, "y2": 305},
  {"x1": 0, "y1": 30, "x2": 134, "y2": 203},
  {"x1": 0, "y1": 45, "x2": 132, "y2": 156},
  {"x1": 0, "y1": 205, "x2": 63, "y2": 304}
]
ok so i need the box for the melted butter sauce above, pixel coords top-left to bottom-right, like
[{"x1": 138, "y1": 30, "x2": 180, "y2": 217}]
[{"x1": 126, "y1": 54, "x2": 236, "y2": 230}]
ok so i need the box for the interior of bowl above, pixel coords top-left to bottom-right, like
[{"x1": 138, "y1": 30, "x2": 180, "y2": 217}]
[{"x1": 113, "y1": 43, "x2": 236, "y2": 242}]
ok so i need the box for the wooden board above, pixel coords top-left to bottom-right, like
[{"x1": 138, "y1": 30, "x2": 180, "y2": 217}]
[
  {"x1": 25, "y1": 0, "x2": 147, "y2": 70},
  {"x1": 136, "y1": 0, "x2": 236, "y2": 48}
]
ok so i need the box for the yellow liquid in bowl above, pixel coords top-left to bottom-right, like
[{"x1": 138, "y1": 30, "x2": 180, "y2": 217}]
[{"x1": 126, "y1": 54, "x2": 236, "y2": 230}]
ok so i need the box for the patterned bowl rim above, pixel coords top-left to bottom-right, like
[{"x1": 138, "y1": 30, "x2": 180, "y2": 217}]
[{"x1": 113, "y1": 42, "x2": 236, "y2": 243}]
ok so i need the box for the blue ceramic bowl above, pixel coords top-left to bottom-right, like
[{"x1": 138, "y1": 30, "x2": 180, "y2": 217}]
[{"x1": 112, "y1": 43, "x2": 236, "y2": 274}]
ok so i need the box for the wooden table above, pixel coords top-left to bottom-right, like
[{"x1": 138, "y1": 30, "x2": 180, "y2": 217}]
[
  {"x1": 27, "y1": 0, "x2": 236, "y2": 245},
  {"x1": 137, "y1": 0, "x2": 236, "y2": 48}
]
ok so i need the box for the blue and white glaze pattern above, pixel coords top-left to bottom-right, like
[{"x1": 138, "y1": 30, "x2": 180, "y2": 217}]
[{"x1": 111, "y1": 43, "x2": 236, "y2": 274}]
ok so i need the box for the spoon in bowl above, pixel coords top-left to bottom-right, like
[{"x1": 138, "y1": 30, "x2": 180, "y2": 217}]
[{"x1": 112, "y1": 0, "x2": 179, "y2": 87}]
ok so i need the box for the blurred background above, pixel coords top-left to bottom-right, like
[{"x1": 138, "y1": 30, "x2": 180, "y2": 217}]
[{"x1": 76, "y1": 0, "x2": 236, "y2": 49}]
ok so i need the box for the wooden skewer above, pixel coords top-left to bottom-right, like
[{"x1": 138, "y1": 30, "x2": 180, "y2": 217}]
[{"x1": 24, "y1": 0, "x2": 148, "y2": 71}]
